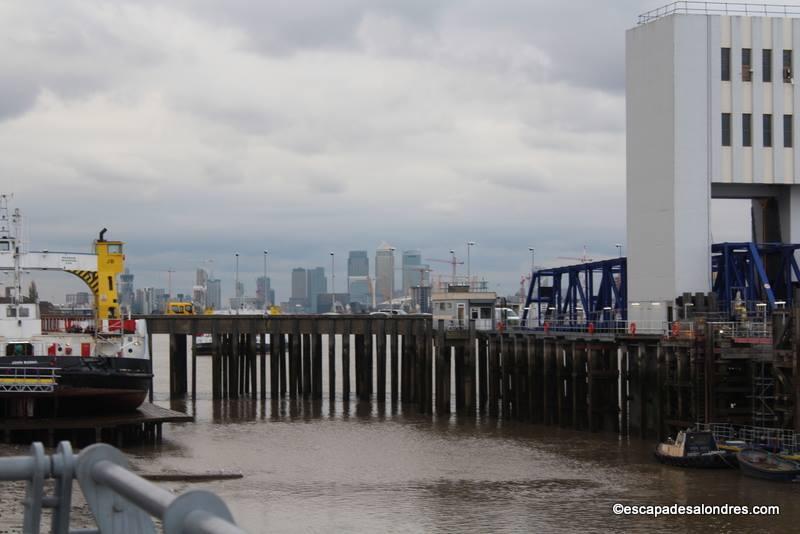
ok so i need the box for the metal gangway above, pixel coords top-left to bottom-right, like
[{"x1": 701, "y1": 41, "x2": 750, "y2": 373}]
[{"x1": 0, "y1": 441, "x2": 245, "y2": 533}]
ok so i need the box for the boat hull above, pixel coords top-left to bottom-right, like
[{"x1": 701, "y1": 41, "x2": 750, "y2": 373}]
[
  {"x1": 737, "y1": 449, "x2": 800, "y2": 482},
  {"x1": 0, "y1": 355, "x2": 151, "y2": 415},
  {"x1": 654, "y1": 448, "x2": 732, "y2": 468}
]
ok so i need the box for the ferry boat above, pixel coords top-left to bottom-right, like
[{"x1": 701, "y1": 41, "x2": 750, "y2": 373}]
[{"x1": 0, "y1": 198, "x2": 151, "y2": 416}]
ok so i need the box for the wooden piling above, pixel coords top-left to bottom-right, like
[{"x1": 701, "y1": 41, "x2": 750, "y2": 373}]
[
  {"x1": 313, "y1": 329, "x2": 323, "y2": 400},
  {"x1": 390, "y1": 322, "x2": 399, "y2": 403},
  {"x1": 376, "y1": 320, "x2": 387, "y2": 403},
  {"x1": 342, "y1": 329, "x2": 351, "y2": 400},
  {"x1": 465, "y1": 321, "x2": 476, "y2": 414},
  {"x1": 328, "y1": 325, "x2": 336, "y2": 402}
]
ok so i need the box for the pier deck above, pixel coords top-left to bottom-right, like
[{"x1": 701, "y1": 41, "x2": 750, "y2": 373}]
[{"x1": 1, "y1": 402, "x2": 192, "y2": 446}]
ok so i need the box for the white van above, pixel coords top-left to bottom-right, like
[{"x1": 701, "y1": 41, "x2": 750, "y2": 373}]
[{"x1": 495, "y1": 307, "x2": 520, "y2": 326}]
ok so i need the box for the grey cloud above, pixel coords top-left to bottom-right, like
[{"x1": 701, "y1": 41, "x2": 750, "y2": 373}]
[
  {"x1": 0, "y1": 79, "x2": 38, "y2": 121},
  {"x1": 486, "y1": 172, "x2": 550, "y2": 193}
]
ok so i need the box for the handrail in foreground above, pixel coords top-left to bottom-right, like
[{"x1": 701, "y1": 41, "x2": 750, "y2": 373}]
[{"x1": 0, "y1": 441, "x2": 246, "y2": 534}]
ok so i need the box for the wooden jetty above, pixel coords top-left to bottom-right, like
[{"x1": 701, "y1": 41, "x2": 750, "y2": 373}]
[
  {"x1": 146, "y1": 308, "x2": 800, "y2": 440},
  {"x1": 0, "y1": 402, "x2": 192, "y2": 447}
]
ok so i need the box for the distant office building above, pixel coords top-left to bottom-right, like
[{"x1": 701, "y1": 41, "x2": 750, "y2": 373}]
[
  {"x1": 206, "y1": 278, "x2": 222, "y2": 310},
  {"x1": 196, "y1": 268, "x2": 208, "y2": 287},
  {"x1": 192, "y1": 285, "x2": 206, "y2": 309},
  {"x1": 348, "y1": 277, "x2": 371, "y2": 306},
  {"x1": 66, "y1": 292, "x2": 92, "y2": 308},
  {"x1": 348, "y1": 250, "x2": 369, "y2": 277},
  {"x1": 133, "y1": 287, "x2": 165, "y2": 314},
  {"x1": 290, "y1": 267, "x2": 309, "y2": 312},
  {"x1": 119, "y1": 269, "x2": 134, "y2": 313},
  {"x1": 347, "y1": 251, "x2": 371, "y2": 306},
  {"x1": 291, "y1": 268, "x2": 307, "y2": 300},
  {"x1": 402, "y1": 250, "x2": 423, "y2": 295},
  {"x1": 375, "y1": 243, "x2": 395, "y2": 305},
  {"x1": 256, "y1": 276, "x2": 275, "y2": 308},
  {"x1": 307, "y1": 267, "x2": 327, "y2": 313}
]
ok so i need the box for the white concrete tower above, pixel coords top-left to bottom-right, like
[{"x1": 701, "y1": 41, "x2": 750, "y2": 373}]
[{"x1": 627, "y1": 4, "x2": 800, "y2": 321}]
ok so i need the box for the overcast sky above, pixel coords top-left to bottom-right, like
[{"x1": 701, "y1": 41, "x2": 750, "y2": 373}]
[{"x1": 0, "y1": 0, "x2": 751, "y2": 303}]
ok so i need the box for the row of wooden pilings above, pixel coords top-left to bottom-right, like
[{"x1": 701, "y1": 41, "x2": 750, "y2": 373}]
[{"x1": 147, "y1": 316, "x2": 667, "y2": 438}]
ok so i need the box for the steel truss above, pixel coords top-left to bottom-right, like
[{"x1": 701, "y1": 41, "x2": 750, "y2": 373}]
[{"x1": 521, "y1": 258, "x2": 626, "y2": 326}]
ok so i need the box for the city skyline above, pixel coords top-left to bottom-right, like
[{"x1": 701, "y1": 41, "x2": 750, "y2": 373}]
[{"x1": 0, "y1": 1, "x2": 751, "y2": 304}]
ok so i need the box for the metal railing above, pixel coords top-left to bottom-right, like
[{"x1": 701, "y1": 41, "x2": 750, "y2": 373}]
[
  {"x1": 696, "y1": 422, "x2": 800, "y2": 454},
  {"x1": 518, "y1": 319, "x2": 696, "y2": 338},
  {"x1": 41, "y1": 315, "x2": 96, "y2": 334},
  {"x1": 0, "y1": 441, "x2": 246, "y2": 534},
  {"x1": 709, "y1": 321, "x2": 772, "y2": 341},
  {"x1": 638, "y1": 2, "x2": 800, "y2": 24},
  {"x1": 0, "y1": 367, "x2": 59, "y2": 393}
]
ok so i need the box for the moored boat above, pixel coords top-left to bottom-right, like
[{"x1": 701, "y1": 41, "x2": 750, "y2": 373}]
[
  {"x1": 737, "y1": 448, "x2": 800, "y2": 482},
  {"x1": 0, "y1": 198, "x2": 151, "y2": 416},
  {"x1": 654, "y1": 430, "x2": 733, "y2": 468}
]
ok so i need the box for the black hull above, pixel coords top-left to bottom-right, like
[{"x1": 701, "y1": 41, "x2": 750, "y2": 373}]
[
  {"x1": 0, "y1": 355, "x2": 151, "y2": 415},
  {"x1": 654, "y1": 449, "x2": 733, "y2": 468}
]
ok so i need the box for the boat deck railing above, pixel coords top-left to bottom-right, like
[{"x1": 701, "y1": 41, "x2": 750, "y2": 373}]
[
  {"x1": 0, "y1": 367, "x2": 59, "y2": 393},
  {"x1": 696, "y1": 422, "x2": 800, "y2": 453},
  {"x1": 0, "y1": 441, "x2": 246, "y2": 534}
]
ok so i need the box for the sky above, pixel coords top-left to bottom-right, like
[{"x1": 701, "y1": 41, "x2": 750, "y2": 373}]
[{"x1": 0, "y1": 0, "x2": 752, "y2": 303}]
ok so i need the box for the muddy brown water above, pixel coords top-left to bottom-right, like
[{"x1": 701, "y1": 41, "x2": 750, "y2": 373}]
[{"x1": 1, "y1": 337, "x2": 798, "y2": 533}]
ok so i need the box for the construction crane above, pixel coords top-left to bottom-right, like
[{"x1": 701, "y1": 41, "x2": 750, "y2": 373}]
[
  {"x1": 425, "y1": 254, "x2": 464, "y2": 282},
  {"x1": 557, "y1": 245, "x2": 593, "y2": 264}
]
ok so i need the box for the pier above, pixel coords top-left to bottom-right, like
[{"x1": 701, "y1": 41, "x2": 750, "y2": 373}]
[
  {"x1": 0, "y1": 403, "x2": 192, "y2": 447},
  {"x1": 146, "y1": 306, "x2": 800, "y2": 440}
]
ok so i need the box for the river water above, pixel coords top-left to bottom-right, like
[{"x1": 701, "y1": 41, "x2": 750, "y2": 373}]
[{"x1": 2, "y1": 337, "x2": 799, "y2": 532}]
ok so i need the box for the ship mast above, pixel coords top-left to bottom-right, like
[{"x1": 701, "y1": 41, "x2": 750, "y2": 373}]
[{"x1": 0, "y1": 194, "x2": 22, "y2": 307}]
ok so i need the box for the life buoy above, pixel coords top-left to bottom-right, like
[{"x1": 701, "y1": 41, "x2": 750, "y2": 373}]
[
  {"x1": 671, "y1": 321, "x2": 680, "y2": 337},
  {"x1": 629, "y1": 322, "x2": 637, "y2": 335},
  {"x1": 497, "y1": 321, "x2": 505, "y2": 332},
  {"x1": 587, "y1": 322, "x2": 595, "y2": 335},
  {"x1": 543, "y1": 322, "x2": 550, "y2": 333}
]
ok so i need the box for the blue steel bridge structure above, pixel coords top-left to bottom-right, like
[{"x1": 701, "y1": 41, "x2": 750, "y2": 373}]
[{"x1": 520, "y1": 242, "x2": 800, "y2": 327}]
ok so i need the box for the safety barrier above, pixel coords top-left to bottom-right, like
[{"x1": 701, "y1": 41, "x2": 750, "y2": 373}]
[{"x1": 0, "y1": 441, "x2": 246, "y2": 534}]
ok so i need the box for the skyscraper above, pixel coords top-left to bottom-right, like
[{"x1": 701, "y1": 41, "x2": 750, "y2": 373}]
[
  {"x1": 289, "y1": 267, "x2": 308, "y2": 312},
  {"x1": 348, "y1": 250, "x2": 371, "y2": 306},
  {"x1": 119, "y1": 268, "x2": 134, "y2": 313},
  {"x1": 402, "y1": 250, "x2": 422, "y2": 296},
  {"x1": 206, "y1": 278, "x2": 222, "y2": 310},
  {"x1": 307, "y1": 267, "x2": 327, "y2": 313},
  {"x1": 257, "y1": 276, "x2": 275, "y2": 308},
  {"x1": 375, "y1": 243, "x2": 395, "y2": 305}
]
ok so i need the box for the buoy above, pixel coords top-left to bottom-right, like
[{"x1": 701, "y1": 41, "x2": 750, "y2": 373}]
[{"x1": 588, "y1": 322, "x2": 595, "y2": 334}]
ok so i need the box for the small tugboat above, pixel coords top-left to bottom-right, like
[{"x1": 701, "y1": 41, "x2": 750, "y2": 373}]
[
  {"x1": 0, "y1": 196, "x2": 151, "y2": 416},
  {"x1": 737, "y1": 449, "x2": 800, "y2": 482},
  {"x1": 654, "y1": 429, "x2": 733, "y2": 468}
]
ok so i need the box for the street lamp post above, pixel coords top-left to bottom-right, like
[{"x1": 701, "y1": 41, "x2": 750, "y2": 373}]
[
  {"x1": 449, "y1": 249, "x2": 456, "y2": 283},
  {"x1": 330, "y1": 252, "x2": 335, "y2": 311},
  {"x1": 234, "y1": 252, "x2": 239, "y2": 314},
  {"x1": 268, "y1": 249, "x2": 269, "y2": 310},
  {"x1": 528, "y1": 247, "x2": 535, "y2": 274},
  {"x1": 467, "y1": 241, "x2": 476, "y2": 288},
  {"x1": 388, "y1": 247, "x2": 396, "y2": 306},
  {"x1": 615, "y1": 243, "x2": 623, "y2": 258}
]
